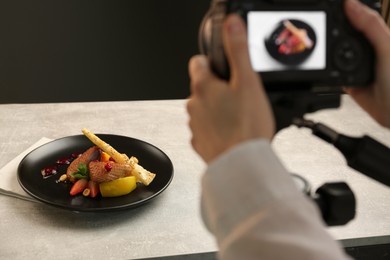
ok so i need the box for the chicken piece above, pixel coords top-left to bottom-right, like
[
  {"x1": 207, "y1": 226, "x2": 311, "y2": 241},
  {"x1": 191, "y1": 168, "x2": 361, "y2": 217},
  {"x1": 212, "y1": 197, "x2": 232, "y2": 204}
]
[
  {"x1": 89, "y1": 161, "x2": 133, "y2": 183},
  {"x1": 66, "y1": 146, "x2": 100, "y2": 182}
]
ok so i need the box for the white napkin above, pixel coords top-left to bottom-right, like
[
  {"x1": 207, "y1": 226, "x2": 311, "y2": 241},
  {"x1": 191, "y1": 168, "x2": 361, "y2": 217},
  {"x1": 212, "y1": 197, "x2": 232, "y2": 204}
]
[{"x1": 0, "y1": 137, "x2": 52, "y2": 202}]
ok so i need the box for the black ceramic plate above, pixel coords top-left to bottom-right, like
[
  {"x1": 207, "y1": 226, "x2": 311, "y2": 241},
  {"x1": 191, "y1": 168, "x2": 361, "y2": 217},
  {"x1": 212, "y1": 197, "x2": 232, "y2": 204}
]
[{"x1": 17, "y1": 134, "x2": 174, "y2": 212}]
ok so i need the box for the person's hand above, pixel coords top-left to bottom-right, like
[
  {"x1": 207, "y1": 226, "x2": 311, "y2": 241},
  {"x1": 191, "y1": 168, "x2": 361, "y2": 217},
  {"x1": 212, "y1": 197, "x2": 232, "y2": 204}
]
[
  {"x1": 344, "y1": 0, "x2": 390, "y2": 128},
  {"x1": 187, "y1": 14, "x2": 275, "y2": 163}
]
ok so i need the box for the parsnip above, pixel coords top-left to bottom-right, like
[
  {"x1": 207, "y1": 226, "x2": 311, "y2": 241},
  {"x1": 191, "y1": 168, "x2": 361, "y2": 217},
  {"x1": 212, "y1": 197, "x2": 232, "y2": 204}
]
[{"x1": 81, "y1": 128, "x2": 156, "y2": 185}]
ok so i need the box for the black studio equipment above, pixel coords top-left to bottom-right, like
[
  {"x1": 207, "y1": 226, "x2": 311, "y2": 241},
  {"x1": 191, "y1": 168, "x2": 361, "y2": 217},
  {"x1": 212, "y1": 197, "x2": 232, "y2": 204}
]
[{"x1": 199, "y1": 0, "x2": 390, "y2": 227}]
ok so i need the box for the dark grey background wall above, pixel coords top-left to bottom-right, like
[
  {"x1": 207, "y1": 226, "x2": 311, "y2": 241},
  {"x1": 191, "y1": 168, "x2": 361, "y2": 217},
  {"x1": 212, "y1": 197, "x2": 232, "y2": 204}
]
[{"x1": 0, "y1": 0, "x2": 210, "y2": 103}]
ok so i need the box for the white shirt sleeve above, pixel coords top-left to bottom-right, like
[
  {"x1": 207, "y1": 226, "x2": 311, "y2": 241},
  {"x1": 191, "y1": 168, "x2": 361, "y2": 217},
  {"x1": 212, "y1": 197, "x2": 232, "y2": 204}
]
[{"x1": 201, "y1": 139, "x2": 351, "y2": 260}]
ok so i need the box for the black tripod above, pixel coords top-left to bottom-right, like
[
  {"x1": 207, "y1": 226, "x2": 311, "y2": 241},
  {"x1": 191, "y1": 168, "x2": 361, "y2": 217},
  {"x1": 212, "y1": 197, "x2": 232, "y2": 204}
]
[{"x1": 270, "y1": 90, "x2": 390, "y2": 226}]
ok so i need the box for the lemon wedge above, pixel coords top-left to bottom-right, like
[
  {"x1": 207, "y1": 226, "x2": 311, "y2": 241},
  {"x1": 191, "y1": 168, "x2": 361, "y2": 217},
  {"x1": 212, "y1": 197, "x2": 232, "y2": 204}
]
[{"x1": 99, "y1": 176, "x2": 137, "y2": 197}]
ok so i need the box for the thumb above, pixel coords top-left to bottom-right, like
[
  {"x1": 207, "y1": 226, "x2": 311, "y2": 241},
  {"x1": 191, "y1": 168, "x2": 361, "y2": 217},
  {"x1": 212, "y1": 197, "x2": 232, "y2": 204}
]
[
  {"x1": 345, "y1": 0, "x2": 390, "y2": 54},
  {"x1": 222, "y1": 14, "x2": 256, "y2": 84}
]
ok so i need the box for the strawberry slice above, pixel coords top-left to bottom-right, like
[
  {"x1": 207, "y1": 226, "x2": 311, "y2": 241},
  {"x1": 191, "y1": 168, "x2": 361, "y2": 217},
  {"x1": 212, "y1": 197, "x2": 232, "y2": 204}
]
[
  {"x1": 70, "y1": 179, "x2": 89, "y2": 196},
  {"x1": 88, "y1": 180, "x2": 100, "y2": 198}
]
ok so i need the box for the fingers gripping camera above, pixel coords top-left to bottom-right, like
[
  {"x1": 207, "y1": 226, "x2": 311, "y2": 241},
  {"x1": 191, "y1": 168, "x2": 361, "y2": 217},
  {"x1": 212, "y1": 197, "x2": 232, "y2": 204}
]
[{"x1": 199, "y1": 0, "x2": 381, "y2": 92}]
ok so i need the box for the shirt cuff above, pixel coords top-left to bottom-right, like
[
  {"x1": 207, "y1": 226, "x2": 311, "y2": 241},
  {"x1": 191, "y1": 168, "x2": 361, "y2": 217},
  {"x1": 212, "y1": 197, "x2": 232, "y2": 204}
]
[{"x1": 201, "y1": 138, "x2": 311, "y2": 238}]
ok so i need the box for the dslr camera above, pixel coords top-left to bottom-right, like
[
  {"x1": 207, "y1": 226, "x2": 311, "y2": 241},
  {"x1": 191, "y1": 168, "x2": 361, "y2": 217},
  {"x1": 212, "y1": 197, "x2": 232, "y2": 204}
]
[{"x1": 199, "y1": 0, "x2": 381, "y2": 92}]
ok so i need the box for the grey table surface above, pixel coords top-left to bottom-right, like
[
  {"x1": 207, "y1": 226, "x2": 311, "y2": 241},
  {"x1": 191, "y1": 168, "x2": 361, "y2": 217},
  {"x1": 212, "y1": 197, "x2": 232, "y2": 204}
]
[{"x1": 0, "y1": 96, "x2": 389, "y2": 260}]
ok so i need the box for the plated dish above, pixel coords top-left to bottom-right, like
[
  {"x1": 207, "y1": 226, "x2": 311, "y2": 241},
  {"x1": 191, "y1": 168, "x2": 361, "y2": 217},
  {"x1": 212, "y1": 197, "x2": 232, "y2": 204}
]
[
  {"x1": 17, "y1": 134, "x2": 174, "y2": 212},
  {"x1": 264, "y1": 19, "x2": 316, "y2": 66}
]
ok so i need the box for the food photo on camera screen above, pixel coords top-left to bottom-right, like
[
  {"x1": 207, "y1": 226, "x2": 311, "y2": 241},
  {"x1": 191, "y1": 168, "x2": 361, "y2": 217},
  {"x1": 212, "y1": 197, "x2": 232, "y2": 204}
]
[
  {"x1": 243, "y1": 4, "x2": 376, "y2": 90},
  {"x1": 248, "y1": 11, "x2": 326, "y2": 72}
]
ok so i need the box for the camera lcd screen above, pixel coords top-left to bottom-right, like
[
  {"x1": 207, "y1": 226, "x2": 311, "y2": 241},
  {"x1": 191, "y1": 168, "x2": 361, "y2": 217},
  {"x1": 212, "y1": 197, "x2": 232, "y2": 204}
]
[{"x1": 247, "y1": 11, "x2": 326, "y2": 72}]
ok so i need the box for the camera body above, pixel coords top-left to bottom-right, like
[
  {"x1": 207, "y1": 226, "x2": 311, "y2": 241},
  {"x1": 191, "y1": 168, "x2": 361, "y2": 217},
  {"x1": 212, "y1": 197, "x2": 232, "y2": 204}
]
[{"x1": 199, "y1": 0, "x2": 380, "y2": 92}]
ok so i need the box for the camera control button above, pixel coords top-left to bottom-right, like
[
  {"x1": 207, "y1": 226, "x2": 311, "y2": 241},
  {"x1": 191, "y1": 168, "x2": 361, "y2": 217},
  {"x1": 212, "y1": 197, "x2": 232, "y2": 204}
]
[
  {"x1": 331, "y1": 28, "x2": 340, "y2": 37},
  {"x1": 330, "y1": 70, "x2": 340, "y2": 78},
  {"x1": 333, "y1": 40, "x2": 361, "y2": 71}
]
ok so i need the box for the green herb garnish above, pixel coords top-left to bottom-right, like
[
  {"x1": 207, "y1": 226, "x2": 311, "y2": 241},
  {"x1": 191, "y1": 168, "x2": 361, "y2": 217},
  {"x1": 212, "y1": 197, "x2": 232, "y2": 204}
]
[{"x1": 71, "y1": 163, "x2": 89, "y2": 179}]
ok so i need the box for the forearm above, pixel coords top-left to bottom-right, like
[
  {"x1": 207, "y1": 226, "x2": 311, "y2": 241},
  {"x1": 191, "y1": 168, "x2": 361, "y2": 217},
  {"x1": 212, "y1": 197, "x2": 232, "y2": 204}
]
[{"x1": 201, "y1": 139, "x2": 350, "y2": 259}]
